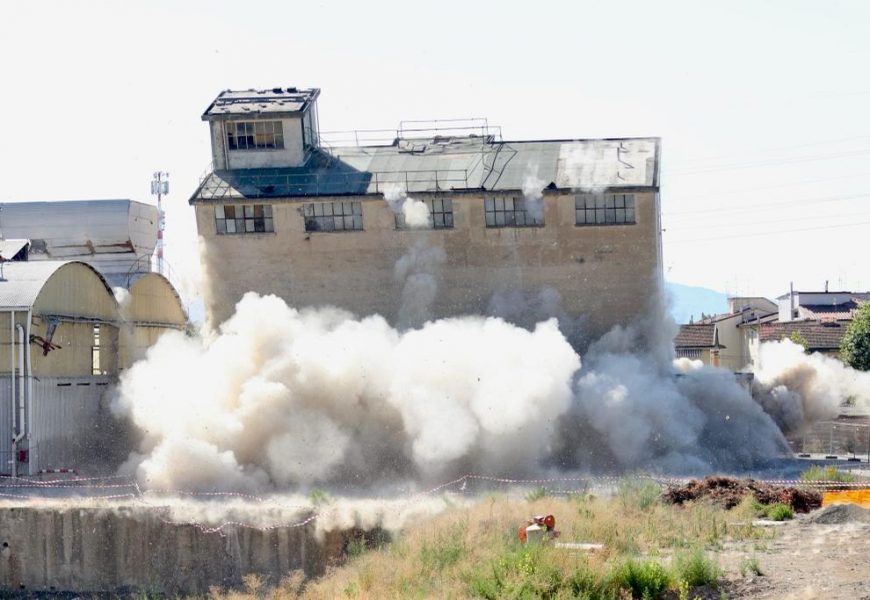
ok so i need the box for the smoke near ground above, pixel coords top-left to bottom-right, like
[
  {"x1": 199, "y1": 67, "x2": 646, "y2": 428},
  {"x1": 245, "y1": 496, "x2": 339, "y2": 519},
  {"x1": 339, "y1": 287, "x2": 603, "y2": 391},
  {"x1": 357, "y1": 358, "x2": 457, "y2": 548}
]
[
  {"x1": 110, "y1": 287, "x2": 868, "y2": 493},
  {"x1": 752, "y1": 339, "x2": 870, "y2": 434}
]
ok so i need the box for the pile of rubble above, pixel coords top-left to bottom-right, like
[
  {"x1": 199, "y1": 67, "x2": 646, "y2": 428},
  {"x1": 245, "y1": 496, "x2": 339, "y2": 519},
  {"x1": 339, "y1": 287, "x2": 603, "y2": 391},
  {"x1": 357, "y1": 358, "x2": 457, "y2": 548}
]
[{"x1": 662, "y1": 476, "x2": 821, "y2": 512}]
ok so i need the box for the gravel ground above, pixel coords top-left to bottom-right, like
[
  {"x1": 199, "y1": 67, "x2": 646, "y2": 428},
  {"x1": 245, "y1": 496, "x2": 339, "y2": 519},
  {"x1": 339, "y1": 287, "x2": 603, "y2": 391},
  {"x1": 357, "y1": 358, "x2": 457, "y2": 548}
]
[{"x1": 717, "y1": 513, "x2": 870, "y2": 599}]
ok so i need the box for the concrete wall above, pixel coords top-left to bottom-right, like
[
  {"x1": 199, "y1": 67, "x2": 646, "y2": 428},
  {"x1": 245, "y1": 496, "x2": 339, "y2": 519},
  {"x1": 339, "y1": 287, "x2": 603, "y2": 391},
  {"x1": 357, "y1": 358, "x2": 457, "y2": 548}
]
[
  {"x1": 0, "y1": 504, "x2": 349, "y2": 595},
  {"x1": 210, "y1": 118, "x2": 305, "y2": 170},
  {"x1": 11, "y1": 486, "x2": 749, "y2": 596},
  {"x1": 195, "y1": 191, "x2": 661, "y2": 342}
]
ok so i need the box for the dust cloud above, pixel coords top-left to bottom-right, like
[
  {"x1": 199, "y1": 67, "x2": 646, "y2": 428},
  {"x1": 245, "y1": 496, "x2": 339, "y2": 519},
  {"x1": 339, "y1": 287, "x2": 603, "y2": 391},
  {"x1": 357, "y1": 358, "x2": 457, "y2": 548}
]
[{"x1": 110, "y1": 284, "x2": 865, "y2": 492}]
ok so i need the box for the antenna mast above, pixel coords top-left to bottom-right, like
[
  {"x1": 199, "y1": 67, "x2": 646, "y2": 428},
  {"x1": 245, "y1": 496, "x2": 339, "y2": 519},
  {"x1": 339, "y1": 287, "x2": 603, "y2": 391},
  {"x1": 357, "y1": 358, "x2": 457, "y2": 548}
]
[{"x1": 150, "y1": 172, "x2": 169, "y2": 275}]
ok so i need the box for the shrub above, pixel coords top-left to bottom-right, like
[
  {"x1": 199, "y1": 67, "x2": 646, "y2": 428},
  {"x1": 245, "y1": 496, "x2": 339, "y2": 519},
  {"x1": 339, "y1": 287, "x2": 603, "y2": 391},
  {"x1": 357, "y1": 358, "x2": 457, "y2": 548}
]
[
  {"x1": 739, "y1": 556, "x2": 764, "y2": 577},
  {"x1": 610, "y1": 559, "x2": 671, "y2": 599},
  {"x1": 764, "y1": 503, "x2": 794, "y2": 521},
  {"x1": 672, "y1": 548, "x2": 721, "y2": 588},
  {"x1": 800, "y1": 465, "x2": 856, "y2": 483}
]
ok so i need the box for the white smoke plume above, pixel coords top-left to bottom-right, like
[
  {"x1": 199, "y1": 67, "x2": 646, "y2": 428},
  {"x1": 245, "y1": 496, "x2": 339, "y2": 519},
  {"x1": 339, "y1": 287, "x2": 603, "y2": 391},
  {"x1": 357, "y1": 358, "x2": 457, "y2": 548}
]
[
  {"x1": 383, "y1": 184, "x2": 432, "y2": 229},
  {"x1": 521, "y1": 165, "x2": 545, "y2": 221},
  {"x1": 394, "y1": 239, "x2": 446, "y2": 328},
  {"x1": 751, "y1": 339, "x2": 870, "y2": 434}
]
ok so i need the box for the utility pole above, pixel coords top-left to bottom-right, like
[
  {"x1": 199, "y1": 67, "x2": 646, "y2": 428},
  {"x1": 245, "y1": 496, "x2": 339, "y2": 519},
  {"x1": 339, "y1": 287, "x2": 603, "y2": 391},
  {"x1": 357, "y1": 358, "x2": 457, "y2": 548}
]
[{"x1": 150, "y1": 172, "x2": 169, "y2": 275}]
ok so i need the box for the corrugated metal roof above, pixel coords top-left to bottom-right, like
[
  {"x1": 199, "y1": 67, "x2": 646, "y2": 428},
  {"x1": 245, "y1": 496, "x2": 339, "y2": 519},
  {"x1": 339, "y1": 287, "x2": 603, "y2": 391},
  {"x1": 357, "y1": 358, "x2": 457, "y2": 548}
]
[
  {"x1": 0, "y1": 200, "x2": 157, "y2": 281},
  {"x1": 0, "y1": 261, "x2": 113, "y2": 309},
  {"x1": 191, "y1": 137, "x2": 660, "y2": 201},
  {"x1": 202, "y1": 88, "x2": 320, "y2": 120}
]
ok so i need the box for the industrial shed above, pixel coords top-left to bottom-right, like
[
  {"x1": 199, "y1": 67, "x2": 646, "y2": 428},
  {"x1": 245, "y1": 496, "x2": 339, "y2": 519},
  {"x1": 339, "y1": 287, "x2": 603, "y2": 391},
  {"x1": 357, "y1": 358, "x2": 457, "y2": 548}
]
[
  {"x1": 0, "y1": 260, "x2": 185, "y2": 476},
  {"x1": 119, "y1": 272, "x2": 187, "y2": 367}
]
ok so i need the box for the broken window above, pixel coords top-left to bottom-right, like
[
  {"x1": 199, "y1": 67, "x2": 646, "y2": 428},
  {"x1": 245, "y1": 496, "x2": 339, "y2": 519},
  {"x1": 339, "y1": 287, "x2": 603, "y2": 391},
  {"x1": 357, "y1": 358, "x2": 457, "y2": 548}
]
[
  {"x1": 214, "y1": 204, "x2": 274, "y2": 234},
  {"x1": 484, "y1": 196, "x2": 544, "y2": 228},
  {"x1": 575, "y1": 194, "x2": 636, "y2": 225},
  {"x1": 227, "y1": 121, "x2": 284, "y2": 150},
  {"x1": 304, "y1": 202, "x2": 363, "y2": 232},
  {"x1": 395, "y1": 198, "x2": 454, "y2": 229}
]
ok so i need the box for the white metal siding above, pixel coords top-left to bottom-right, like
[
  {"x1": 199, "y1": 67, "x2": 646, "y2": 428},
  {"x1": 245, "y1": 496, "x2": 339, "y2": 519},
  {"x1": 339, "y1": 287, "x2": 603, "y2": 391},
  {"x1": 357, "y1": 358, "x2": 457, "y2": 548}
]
[{"x1": 0, "y1": 375, "x2": 115, "y2": 475}]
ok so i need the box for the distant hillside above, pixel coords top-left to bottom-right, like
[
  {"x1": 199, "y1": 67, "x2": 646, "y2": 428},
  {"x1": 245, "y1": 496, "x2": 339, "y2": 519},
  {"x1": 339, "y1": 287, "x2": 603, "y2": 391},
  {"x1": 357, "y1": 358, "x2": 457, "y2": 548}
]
[{"x1": 666, "y1": 281, "x2": 728, "y2": 324}]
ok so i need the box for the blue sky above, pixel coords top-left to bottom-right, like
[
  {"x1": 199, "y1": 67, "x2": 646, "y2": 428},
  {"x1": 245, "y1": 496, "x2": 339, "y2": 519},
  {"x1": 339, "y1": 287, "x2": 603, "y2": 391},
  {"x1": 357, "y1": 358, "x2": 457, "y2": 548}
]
[{"x1": 2, "y1": 0, "x2": 869, "y2": 308}]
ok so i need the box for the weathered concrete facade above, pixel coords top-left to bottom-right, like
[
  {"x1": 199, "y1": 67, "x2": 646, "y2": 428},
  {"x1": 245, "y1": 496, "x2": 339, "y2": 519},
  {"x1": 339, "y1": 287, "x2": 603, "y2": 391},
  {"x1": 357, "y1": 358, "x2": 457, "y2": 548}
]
[
  {"x1": 192, "y1": 87, "x2": 662, "y2": 341},
  {"x1": 196, "y1": 190, "x2": 660, "y2": 340}
]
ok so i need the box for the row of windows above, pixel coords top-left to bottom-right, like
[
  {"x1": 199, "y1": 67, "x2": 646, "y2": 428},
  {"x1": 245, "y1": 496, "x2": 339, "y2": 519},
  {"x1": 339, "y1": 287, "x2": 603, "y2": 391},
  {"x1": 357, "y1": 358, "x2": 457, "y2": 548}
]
[
  {"x1": 227, "y1": 120, "x2": 284, "y2": 150},
  {"x1": 213, "y1": 195, "x2": 637, "y2": 235}
]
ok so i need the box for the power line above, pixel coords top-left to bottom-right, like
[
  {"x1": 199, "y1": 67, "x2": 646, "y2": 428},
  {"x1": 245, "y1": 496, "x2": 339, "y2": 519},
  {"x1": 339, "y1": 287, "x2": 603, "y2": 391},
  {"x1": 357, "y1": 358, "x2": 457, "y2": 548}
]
[
  {"x1": 668, "y1": 148, "x2": 870, "y2": 175},
  {"x1": 666, "y1": 219, "x2": 870, "y2": 244},
  {"x1": 663, "y1": 192, "x2": 869, "y2": 218},
  {"x1": 666, "y1": 134, "x2": 870, "y2": 167},
  {"x1": 664, "y1": 210, "x2": 870, "y2": 233}
]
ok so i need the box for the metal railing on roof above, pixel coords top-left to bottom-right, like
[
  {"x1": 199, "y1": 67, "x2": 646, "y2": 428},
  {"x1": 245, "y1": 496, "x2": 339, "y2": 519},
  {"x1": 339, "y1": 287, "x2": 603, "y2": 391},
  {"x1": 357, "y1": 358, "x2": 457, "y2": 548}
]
[
  {"x1": 319, "y1": 118, "x2": 502, "y2": 148},
  {"x1": 198, "y1": 167, "x2": 479, "y2": 200}
]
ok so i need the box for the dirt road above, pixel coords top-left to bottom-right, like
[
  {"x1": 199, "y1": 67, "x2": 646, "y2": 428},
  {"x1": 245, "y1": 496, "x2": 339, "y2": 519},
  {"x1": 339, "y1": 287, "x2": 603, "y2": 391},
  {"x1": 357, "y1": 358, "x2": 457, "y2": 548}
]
[{"x1": 719, "y1": 517, "x2": 870, "y2": 599}]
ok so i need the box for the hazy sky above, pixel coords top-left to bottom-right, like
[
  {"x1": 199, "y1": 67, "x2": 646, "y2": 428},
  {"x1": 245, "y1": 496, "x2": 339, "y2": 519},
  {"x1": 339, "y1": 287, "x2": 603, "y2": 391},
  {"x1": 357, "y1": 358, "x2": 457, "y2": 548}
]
[{"x1": 2, "y1": 0, "x2": 869, "y2": 304}]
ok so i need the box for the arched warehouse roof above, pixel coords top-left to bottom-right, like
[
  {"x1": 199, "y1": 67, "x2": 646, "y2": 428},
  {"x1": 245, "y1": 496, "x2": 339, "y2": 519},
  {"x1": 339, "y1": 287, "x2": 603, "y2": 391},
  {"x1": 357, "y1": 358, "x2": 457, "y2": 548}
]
[
  {"x1": 125, "y1": 272, "x2": 187, "y2": 326},
  {"x1": 0, "y1": 261, "x2": 117, "y2": 320}
]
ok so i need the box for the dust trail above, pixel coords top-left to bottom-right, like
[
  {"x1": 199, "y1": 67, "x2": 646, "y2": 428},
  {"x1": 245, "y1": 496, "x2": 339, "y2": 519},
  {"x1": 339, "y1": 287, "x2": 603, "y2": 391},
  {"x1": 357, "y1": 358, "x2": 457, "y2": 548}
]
[{"x1": 383, "y1": 185, "x2": 444, "y2": 328}]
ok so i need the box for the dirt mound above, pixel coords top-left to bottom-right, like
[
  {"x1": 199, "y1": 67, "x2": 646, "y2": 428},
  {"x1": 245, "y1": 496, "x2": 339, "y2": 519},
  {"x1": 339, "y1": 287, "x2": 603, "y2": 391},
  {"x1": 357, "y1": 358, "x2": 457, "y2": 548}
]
[
  {"x1": 662, "y1": 476, "x2": 821, "y2": 512},
  {"x1": 806, "y1": 503, "x2": 870, "y2": 524}
]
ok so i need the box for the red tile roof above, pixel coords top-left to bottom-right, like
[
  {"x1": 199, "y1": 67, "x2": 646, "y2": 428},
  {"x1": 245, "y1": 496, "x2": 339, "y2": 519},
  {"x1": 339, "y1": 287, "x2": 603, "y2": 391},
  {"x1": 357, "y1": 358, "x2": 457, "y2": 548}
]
[
  {"x1": 674, "y1": 324, "x2": 718, "y2": 348},
  {"x1": 759, "y1": 320, "x2": 848, "y2": 351}
]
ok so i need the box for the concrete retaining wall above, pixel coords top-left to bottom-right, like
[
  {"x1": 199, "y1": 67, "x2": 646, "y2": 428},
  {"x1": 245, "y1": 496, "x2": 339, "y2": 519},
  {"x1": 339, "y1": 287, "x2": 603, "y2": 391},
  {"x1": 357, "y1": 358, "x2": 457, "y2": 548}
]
[{"x1": 0, "y1": 504, "x2": 348, "y2": 595}]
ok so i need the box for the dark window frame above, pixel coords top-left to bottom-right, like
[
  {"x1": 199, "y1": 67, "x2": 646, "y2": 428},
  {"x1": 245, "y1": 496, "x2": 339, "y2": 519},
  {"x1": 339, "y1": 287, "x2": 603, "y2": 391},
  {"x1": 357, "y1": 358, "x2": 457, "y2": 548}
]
[
  {"x1": 304, "y1": 201, "x2": 363, "y2": 232},
  {"x1": 484, "y1": 196, "x2": 544, "y2": 228},
  {"x1": 575, "y1": 194, "x2": 636, "y2": 226},
  {"x1": 227, "y1": 120, "x2": 285, "y2": 151},
  {"x1": 395, "y1": 197, "x2": 454, "y2": 230},
  {"x1": 215, "y1": 204, "x2": 275, "y2": 234}
]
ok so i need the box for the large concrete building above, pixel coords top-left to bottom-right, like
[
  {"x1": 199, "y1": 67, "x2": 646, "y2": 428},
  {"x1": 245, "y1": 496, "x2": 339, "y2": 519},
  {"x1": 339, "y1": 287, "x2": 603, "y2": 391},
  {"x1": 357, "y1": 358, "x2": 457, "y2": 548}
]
[{"x1": 191, "y1": 87, "x2": 662, "y2": 340}]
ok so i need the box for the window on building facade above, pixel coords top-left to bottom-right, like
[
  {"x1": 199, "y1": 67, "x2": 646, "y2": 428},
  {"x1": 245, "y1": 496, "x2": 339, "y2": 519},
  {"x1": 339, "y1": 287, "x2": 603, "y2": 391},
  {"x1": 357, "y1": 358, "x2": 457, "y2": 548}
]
[
  {"x1": 304, "y1": 201, "x2": 363, "y2": 232},
  {"x1": 92, "y1": 324, "x2": 101, "y2": 375},
  {"x1": 227, "y1": 120, "x2": 284, "y2": 150},
  {"x1": 484, "y1": 197, "x2": 543, "y2": 227},
  {"x1": 215, "y1": 204, "x2": 275, "y2": 234},
  {"x1": 395, "y1": 198, "x2": 454, "y2": 229},
  {"x1": 575, "y1": 194, "x2": 636, "y2": 225}
]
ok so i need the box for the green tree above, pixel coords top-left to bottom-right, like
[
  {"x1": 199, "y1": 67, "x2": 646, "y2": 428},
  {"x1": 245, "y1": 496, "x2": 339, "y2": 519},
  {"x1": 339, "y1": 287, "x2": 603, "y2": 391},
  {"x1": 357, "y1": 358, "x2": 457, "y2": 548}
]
[
  {"x1": 787, "y1": 330, "x2": 809, "y2": 352},
  {"x1": 841, "y1": 302, "x2": 870, "y2": 371}
]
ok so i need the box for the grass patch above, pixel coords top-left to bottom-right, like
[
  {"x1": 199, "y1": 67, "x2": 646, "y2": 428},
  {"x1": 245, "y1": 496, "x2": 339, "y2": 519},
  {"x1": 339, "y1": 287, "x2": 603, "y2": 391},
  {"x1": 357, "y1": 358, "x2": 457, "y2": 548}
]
[
  {"x1": 800, "y1": 465, "x2": 857, "y2": 482},
  {"x1": 256, "y1": 489, "x2": 757, "y2": 599},
  {"x1": 672, "y1": 547, "x2": 721, "y2": 588},
  {"x1": 763, "y1": 503, "x2": 794, "y2": 521},
  {"x1": 609, "y1": 558, "x2": 671, "y2": 599},
  {"x1": 739, "y1": 555, "x2": 764, "y2": 577}
]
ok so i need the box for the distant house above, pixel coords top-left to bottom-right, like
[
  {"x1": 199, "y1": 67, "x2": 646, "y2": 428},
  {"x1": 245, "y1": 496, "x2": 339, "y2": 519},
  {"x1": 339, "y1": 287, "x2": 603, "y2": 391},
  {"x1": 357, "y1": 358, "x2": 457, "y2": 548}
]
[
  {"x1": 674, "y1": 289, "x2": 868, "y2": 370},
  {"x1": 674, "y1": 323, "x2": 723, "y2": 365}
]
